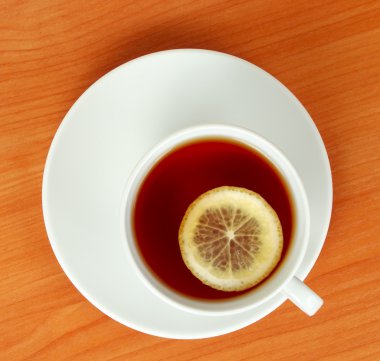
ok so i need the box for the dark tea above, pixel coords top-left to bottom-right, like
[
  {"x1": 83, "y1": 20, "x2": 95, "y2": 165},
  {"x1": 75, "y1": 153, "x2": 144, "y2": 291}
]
[{"x1": 132, "y1": 139, "x2": 294, "y2": 300}]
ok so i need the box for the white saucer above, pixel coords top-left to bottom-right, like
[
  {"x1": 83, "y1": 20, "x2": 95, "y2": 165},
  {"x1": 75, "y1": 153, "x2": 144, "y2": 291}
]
[{"x1": 42, "y1": 49, "x2": 332, "y2": 339}]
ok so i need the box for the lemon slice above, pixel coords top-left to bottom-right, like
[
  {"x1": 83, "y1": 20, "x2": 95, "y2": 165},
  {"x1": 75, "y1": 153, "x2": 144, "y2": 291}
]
[{"x1": 178, "y1": 186, "x2": 283, "y2": 291}]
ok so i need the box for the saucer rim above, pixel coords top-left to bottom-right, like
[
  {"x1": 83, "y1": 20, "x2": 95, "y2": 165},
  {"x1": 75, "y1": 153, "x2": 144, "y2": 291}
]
[{"x1": 42, "y1": 49, "x2": 332, "y2": 339}]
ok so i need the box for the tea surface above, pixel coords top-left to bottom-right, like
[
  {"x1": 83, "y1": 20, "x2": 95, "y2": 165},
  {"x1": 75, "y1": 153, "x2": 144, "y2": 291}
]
[{"x1": 133, "y1": 139, "x2": 294, "y2": 300}]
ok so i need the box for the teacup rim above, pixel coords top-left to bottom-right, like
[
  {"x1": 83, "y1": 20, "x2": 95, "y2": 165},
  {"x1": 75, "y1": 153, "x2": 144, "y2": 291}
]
[{"x1": 120, "y1": 124, "x2": 310, "y2": 316}]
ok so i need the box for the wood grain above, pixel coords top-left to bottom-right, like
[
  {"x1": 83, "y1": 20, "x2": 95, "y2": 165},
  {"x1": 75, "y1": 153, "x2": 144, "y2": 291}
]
[{"x1": 1, "y1": 0, "x2": 380, "y2": 360}]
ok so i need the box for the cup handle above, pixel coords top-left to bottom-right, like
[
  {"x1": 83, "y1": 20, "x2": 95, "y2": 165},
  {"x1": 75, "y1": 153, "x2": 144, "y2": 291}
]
[{"x1": 282, "y1": 277, "x2": 323, "y2": 316}]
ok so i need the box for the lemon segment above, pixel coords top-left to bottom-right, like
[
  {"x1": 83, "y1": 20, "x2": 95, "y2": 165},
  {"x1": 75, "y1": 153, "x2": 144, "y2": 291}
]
[{"x1": 179, "y1": 186, "x2": 283, "y2": 291}]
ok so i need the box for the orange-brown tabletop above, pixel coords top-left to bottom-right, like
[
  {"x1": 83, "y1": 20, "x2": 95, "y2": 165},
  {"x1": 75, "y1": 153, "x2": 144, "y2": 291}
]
[{"x1": 1, "y1": 1, "x2": 379, "y2": 360}]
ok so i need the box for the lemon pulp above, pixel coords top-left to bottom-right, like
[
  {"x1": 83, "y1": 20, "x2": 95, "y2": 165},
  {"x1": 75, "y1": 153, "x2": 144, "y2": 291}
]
[{"x1": 179, "y1": 186, "x2": 283, "y2": 291}]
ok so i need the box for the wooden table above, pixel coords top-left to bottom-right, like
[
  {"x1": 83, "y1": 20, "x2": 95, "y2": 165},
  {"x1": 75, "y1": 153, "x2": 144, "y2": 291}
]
[{"x1": 1, "y1": 1, "x2": 379, "y2": 360}]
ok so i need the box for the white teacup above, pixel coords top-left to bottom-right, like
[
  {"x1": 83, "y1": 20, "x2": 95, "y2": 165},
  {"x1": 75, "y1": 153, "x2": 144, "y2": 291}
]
[{"x1": 120, "y1": 125, "x2": 323, "y2": 316}]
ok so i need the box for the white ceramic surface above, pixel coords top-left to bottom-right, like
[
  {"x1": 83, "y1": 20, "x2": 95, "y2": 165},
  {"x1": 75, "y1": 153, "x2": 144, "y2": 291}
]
[
  {"x1": 42, "y1": 49, "x2": 332, "y2": 339},
  {"x1": 121, "y1": 124, "x2": 321, "y2": 316}
]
